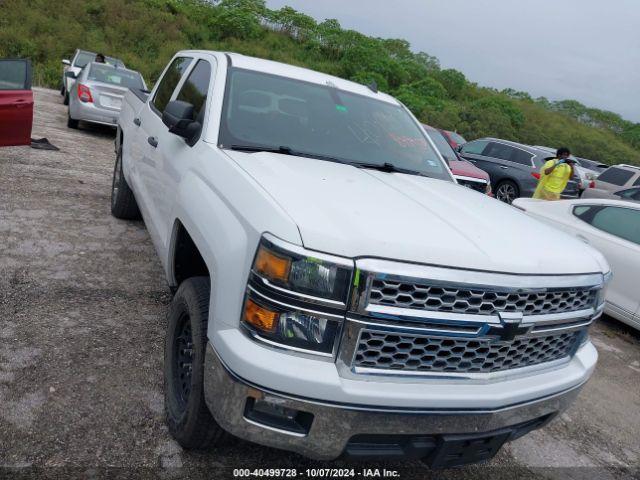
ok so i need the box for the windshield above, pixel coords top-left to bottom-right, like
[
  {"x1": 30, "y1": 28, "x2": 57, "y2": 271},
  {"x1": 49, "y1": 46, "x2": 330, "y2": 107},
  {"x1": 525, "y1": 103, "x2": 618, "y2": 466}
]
[
  {"x1": 424, "y1": 127, "x2": 457, "y2": 161},
  {"x1": 219, "y1": 68, "x2": 451, "y2": 180},
  {"x1": 88, "y1": 64, "x2": 143, "y2": 89},
  {"x1": 75, "y1": 52, "x2": 124, "y2": 68}
]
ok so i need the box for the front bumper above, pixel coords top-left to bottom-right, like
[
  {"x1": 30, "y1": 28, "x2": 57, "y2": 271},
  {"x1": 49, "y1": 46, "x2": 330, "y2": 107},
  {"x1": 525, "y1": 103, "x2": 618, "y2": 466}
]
[{"x1": 203, "y1": 343, "x2": 585, "y2": 461}]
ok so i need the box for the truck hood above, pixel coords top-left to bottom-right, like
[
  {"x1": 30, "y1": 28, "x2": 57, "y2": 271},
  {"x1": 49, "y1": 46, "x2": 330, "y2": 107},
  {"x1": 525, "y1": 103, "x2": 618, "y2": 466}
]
[{"x1": 227, "y1": 151, "x2": 605, "y2": 275}]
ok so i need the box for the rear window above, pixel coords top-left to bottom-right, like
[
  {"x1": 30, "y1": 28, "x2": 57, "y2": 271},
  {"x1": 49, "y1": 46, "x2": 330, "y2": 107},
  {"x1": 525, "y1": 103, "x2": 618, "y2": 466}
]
[
  {"x1": 88, "y1": 65, "x2": 144, "y2": 89},
  {"x1": 448, "y1": 131, "x2": 467, "y2": 145},
  {"x1": 597, "y1": 167, "x2": 635, "y2": 186}
]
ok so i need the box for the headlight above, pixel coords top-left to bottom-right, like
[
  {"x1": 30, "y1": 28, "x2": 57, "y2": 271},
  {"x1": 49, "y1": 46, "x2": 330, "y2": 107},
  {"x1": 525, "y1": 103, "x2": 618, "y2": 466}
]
[
  {"x1": 252, "y1": 235, "x2": 352, "y2": 302},
  {"x1": 242, "y1": 234, "x2": 353, "y2": 355}
]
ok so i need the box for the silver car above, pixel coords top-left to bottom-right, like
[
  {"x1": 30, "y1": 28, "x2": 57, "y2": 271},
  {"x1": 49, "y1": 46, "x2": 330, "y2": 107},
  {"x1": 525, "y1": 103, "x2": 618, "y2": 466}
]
[
  {"x1": 67, "y1": 62, "x2": 146, "y2": 129},
  {"x1": 61, "y1": 49, "x2": 125, "y2": 105}
]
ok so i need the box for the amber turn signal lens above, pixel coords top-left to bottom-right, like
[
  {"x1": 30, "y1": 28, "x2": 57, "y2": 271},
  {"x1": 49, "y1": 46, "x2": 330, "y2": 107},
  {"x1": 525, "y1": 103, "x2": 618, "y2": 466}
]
[
  {"x1": 244, "y1": 298, "x2": 278, "y2": 333},
  {"x1": 255, "y1": 247, "x2": 291, "y2": 282}
]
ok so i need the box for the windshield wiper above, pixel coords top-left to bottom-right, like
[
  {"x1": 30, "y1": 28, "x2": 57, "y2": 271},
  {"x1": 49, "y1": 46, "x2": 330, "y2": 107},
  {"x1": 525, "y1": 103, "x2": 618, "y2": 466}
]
[
  {"x1": 352, "y1": 162, "x2": 426, "y2": 177},
  {"x1": 229, "y1": 144, "x2": 347, "y2": 165}
]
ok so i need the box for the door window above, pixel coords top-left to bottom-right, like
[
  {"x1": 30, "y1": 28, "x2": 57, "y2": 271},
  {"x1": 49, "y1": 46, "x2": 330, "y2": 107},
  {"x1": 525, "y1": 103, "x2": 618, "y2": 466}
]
[
  {"x1": 151, "y1": 57, "x2": 192, "y2": 115},
  {"x1": 460, "y1": 140, "x2": 489, "y2": 155},
  {"x1": 176, "y1": 60, "x2": 212, "y2": 125},
  {"x1": 0, "y1": 60, "x2": 30, "y2": 90},
  {"x1": 617, "y1": 188, "x2": 640, "y2": 201},
  {"x1": 483, "y1": 142, "x2": 514, "y2": 161},
  {"x1": 510, "y1": 148, "x2": 534, "y2": 166},
  {"x1": 633, "y1": 175, "x2": 640, "y2": 186},
  {"x1": 597, "y1": 167, "x2": 635, "y2": 186},
  {"x1": 573, "y1": 205, "x2": 640, "y2": 245}
]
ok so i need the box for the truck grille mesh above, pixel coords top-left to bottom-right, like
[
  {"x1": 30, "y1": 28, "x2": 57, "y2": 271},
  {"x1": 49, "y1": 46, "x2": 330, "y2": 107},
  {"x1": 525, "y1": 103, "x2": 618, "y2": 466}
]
[
  {"x1": 369, "y1": 279, "x2": 596, "y2": 316},
  {"x1": 354, "y1": 330, "x2": 582, "y2": 374}
]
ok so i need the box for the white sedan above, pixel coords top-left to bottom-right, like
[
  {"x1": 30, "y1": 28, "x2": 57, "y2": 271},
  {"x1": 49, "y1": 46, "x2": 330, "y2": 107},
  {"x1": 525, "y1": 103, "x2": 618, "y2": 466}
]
[{"x1": 513, "y1": 198, "x2": 640, "y2": 330}]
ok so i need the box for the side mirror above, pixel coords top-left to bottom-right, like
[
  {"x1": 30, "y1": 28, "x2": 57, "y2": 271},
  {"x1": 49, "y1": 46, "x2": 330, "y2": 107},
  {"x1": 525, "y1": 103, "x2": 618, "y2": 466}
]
[
  {"x1": 65, "y1": 71, "x2": 77, "y2": 79},
  {"x1": 62, "y1": 59, "x2": 71, "y2": 66},
  {"x1": 162, "y1": 100, "x2": 200, "y2": 146},
  {"x1": 455, "y1": 145, "x2": 463, "y2": 153}
]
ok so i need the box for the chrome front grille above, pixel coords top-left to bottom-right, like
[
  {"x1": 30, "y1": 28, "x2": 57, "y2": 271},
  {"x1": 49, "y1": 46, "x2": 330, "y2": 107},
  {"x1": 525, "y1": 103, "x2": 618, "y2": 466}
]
[
  {"x1": 369, "y1": 279, "x2": 597, "y2": 316},
  {"x1": 354, "y1": 329, "x2": 582, "y2": 374}
]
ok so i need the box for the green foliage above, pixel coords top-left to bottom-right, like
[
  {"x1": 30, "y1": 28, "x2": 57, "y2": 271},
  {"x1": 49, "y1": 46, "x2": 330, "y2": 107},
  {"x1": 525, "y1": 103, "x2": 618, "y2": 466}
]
[{"x1": 0, "y1": 0, "x2": 637, "y2": 164}]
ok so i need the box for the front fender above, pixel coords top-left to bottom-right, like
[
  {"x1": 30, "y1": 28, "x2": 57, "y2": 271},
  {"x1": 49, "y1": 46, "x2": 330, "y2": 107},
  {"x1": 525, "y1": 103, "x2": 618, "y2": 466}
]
[{"x1": 168, "y1": 164, "x2": 301, "y2": 335}]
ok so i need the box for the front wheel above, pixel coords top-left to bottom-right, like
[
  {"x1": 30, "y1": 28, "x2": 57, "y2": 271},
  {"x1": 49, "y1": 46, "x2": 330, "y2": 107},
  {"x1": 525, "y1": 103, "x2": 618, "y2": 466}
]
[
  {"x1": 164, "y1": 277, "x2": 227, "y2": 450},
  {"x1": 110, "y1": 147, "x2": 141, "y2": 220},
  {"x1": 495, "y1": 180, "x2": 519, "y2": 204}
]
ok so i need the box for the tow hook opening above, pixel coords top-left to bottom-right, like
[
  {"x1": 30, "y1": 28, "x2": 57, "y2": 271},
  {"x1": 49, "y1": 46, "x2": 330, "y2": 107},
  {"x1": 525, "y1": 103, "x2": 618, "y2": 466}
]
[{"x1": 243, "y1": 397, "x2": 314, "y2": 436}]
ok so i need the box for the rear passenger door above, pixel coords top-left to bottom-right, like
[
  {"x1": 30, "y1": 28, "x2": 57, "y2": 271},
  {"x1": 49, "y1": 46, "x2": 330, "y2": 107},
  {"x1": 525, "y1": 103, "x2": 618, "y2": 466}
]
[{"x1": 0, "y1": 59, "x2": 33, "y2": 146}]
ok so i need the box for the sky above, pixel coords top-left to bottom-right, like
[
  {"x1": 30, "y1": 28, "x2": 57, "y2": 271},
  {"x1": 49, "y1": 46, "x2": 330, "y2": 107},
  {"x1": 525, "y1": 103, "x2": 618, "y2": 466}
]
[{"x1": 266, "y1": 0, "x2": 640, "y2": 122}]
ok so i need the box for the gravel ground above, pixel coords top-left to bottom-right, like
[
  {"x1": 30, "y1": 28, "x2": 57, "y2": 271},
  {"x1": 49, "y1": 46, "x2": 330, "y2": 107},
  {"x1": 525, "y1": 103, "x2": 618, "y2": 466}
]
[{"x1": 0, "y1": 88, "x2": 639, "y2": 480}]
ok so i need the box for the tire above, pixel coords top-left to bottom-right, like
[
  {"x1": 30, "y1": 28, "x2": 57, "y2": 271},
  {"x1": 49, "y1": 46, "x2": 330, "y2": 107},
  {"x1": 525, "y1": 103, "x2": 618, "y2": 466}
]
[
  {"x1": 495, "y1": 180, "x2": 520, "y2": 204},
  {"x1": 67, "y1": 114, "x2": 79, "y2": 129},
  {"x1": 164, "y1": 277, "x2": 227, "y2": 450},
  {"x1": 63, "y1": 92, "x2": 69, "y2": 106},
  {"x1": 110, "y1": 147, "x2": 141, "y2": 220}
]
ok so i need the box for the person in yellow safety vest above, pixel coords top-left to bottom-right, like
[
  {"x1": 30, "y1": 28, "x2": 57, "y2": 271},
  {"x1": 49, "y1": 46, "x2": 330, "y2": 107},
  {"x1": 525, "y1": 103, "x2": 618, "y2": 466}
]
[{"x1": 532, "y1": 147, "x2": 576, "y2": 200}]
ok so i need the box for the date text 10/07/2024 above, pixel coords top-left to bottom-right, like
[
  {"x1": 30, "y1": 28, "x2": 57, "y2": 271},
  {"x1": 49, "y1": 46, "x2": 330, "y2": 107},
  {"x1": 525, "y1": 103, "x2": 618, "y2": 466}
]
[{"x1": 233, "y1": 469, "x2": 401, "y2": 478}]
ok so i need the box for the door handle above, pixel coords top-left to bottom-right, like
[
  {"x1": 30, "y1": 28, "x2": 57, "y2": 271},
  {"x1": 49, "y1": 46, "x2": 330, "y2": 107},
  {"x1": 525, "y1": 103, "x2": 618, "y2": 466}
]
[
  {"x1": 133, "y1": 117, "x2": 141, "y2": 126},
  {"x1": 147, "y1": 136, "x2": 158, "y2": 148},
  {"x1": 500, "y1": 166, "x2": 509, "y2": 170}
]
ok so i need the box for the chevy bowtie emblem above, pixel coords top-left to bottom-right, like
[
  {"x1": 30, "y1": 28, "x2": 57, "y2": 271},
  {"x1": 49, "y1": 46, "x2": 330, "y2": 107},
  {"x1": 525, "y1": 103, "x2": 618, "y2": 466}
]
[{"x1": 488, "y1": 312, "x2": 532, "y2": 342}]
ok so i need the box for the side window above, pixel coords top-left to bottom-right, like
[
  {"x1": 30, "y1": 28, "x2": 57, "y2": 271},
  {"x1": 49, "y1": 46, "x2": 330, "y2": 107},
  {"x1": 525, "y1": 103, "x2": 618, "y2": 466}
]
[
  {"x1": 618, "y1": 188, "x2": 640, "y2": 200},
  {"x1": 510, "y1": 148, "x2": 534, "y2": 166},
  {"x1": 633, "y1": 175, "x2": 640, "y2": 187},
  {"x1": 0, "y1": 59, "x2": 30, "y2": 90},
  {"x1": 597, "y1": 167, "x2": 634, "y2": 186},
  {"x1": 573, "y1": 206, "x2": 640, "y2": 245},
  {"x1": 176, "y1": 60, "x2": 212, "y2": 124},
  {"x1": 460, "y1": 140, "x2": 489, "y2": 155},
  {"x1": 152, "y1": 57, "x2": 192, "y2": 114},
  {"x1": 483, "y1": 142, "x2": 513, "y2": 161}
]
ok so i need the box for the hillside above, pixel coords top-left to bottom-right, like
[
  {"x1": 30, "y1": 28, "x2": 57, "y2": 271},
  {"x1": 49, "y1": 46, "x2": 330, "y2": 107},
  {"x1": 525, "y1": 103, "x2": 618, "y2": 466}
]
[{"x1": 2, "y1": 0, "x2": 639, "y2": 165}]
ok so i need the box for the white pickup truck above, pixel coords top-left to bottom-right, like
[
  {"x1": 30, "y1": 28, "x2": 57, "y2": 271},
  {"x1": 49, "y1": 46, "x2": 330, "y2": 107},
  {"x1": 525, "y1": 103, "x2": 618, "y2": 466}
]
[{"x1": 112, "y1": 50, "x2": 610, "y2": 467}]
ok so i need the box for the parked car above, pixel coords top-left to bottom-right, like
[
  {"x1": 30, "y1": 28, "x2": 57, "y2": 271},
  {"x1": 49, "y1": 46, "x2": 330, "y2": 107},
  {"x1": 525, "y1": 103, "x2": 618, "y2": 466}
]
[
  {"x1": 61, "y1": 49, "x2": 125, "y2": 105},
  {"x1": 458, "y1": 139, "x2": 581, "y2": 203},
  {"x1": 112, "y1": 50, "x2": 610, "y2": 467},
  {"x1": 422, "y1": 124, "x2": 491, "y2": 195},
  {"x1": 533, "y1": 146, "x2": 600, "y2": 194},
  {"x1": 439, "y1": 128, "x2": 467, "y2": 150},
  {"x1": 575, "y1": 157, "x2": 608, "y2": 174},
  {"x1": 585, "y1": 164, "x2": 640, "y2": 198},
  {"x1": 67, "y1": 62, "x2": 146, "y2": 129},
  {"x1": 514, "y1": 198, "x2": 638, "y2": 330},
  {"x1": 582, "y1": 185, "x2": 640, "y2": 203},
  {"x1": 0, "y1": 58, "x2": 33, "y2": 147}
]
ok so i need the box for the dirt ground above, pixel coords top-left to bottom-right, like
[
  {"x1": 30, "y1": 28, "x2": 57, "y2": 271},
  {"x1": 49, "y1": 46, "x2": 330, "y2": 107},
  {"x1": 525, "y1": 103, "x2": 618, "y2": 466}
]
[{"x1": 1, "y1": 88, "x2": 639, "y2": 480}]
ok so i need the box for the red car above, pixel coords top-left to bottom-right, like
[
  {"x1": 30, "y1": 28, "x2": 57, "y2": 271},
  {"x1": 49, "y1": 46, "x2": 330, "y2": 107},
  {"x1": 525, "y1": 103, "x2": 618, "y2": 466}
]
[
  {"x1": 0, "y1": 58, "x2": 34, "y2": 147},
  {"x1": 439, "y1": 128, "x2": 467, "y2": 150},
  {"x1": 423, "y1": 124, "x2": 492, "y2": 195}
]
